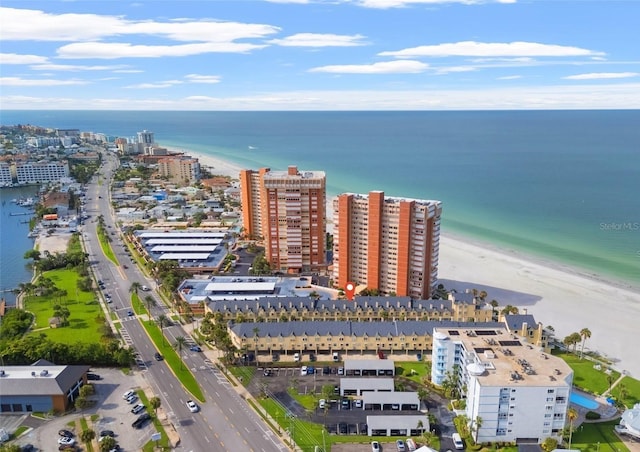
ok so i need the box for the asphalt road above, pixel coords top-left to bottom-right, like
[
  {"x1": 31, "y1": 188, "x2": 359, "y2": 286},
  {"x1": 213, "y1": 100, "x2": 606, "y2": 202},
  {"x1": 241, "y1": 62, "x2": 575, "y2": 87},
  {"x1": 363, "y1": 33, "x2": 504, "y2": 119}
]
[{"x1": 81, "y1": 154, "x2": 289, "y2": 452}]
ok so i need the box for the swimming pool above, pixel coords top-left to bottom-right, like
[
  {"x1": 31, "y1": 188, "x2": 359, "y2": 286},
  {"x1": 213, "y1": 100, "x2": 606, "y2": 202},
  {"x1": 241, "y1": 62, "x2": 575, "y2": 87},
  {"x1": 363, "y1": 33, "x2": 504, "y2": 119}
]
[{"x1": 570, "y1": 392, "x2": 599, "y2": 410}]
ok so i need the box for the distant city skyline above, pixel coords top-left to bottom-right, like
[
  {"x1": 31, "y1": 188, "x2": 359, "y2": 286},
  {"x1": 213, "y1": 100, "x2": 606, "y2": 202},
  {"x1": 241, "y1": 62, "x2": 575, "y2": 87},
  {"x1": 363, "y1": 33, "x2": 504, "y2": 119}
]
[{"x1": 1, "y1": 0, "x2": 639, "y2": 110}]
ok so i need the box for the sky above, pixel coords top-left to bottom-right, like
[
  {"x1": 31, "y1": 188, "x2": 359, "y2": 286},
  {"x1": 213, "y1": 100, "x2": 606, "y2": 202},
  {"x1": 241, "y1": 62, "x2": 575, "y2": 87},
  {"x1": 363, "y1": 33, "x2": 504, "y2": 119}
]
[{"x1": 1, "y1": 0, "x2": 639, "y2": 111}]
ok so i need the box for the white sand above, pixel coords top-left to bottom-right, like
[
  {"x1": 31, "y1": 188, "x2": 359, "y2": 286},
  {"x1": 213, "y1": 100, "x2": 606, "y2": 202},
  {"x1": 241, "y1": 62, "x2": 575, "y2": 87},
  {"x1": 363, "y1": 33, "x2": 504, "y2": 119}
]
[
  {"x1": 170, "y1": 147, "x2": 243, "y2": 179},
  {"x1": 181, "y1": 147, "x2": 640, "y2": 377},
  {"x1": 438, "y1": 234, "x2": 640, "y2": 378}
]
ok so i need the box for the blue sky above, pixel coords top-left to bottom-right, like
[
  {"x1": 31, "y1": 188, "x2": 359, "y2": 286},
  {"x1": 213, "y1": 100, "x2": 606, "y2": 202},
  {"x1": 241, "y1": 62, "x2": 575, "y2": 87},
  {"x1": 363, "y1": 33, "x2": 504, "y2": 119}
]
[{"x1": 1, "y1": 0, "x2": 639, "y2": 110}]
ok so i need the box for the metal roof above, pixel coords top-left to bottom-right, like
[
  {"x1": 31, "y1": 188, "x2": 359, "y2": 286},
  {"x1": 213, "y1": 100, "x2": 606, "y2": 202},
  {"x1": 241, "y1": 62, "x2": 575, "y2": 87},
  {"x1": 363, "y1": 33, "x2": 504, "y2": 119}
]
[
  {"x1": 365, "y1": 414, "x2": 429, "y2": 429},
  {"x1": 339, "y1": 378, "x2": 395, "y2": 390},
  {"x1": 204, "y1": 281, "x2": 277, "y2": 292},
  {"x1": 146, "y1": 239, "x2": 223, "y2": 245},
  {"x1": 151, "y1": 245, "x2": 219, "y2": 252},
  {"x1": 344, "y1": 359, "x2": 395, "y2": 371},
  {"x1": 138, "y1": 232, "x2": 226, "y2": 238},
  {"x1": 158, "y1": 253, "x2": 211, "y2": 260},
  {"x1": 362, "y1": 392, "x2": 420, "y2": 405}
]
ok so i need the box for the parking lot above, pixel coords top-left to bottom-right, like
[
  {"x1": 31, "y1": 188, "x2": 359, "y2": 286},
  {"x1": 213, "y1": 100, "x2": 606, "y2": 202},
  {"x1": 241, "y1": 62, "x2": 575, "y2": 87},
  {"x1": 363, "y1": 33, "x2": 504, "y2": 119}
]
[
  {"x1": 245, "y1": 363, "x2": 443, "y2": 439},
  {"x1": 7, "y1": 368, "x2": 151, "y2": 452}
]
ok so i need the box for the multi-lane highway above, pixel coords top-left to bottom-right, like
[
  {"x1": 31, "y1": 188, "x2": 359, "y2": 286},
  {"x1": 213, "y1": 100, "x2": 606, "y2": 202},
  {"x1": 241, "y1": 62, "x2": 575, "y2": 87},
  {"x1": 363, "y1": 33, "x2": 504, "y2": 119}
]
[{"x1": 82, "y1": 153, "x2": 290, "y2": 452}]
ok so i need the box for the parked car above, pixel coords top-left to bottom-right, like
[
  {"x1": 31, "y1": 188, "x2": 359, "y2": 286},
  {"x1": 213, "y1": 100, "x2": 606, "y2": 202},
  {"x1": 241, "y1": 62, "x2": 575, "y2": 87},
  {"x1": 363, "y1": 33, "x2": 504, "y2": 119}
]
[
  {"x1": 126, "y1": 394, "x2": 138, "y2": 404},
  {"x1": 337, "y1": 367, "x2": 344, "y2": 375},
  {"x1": 333, "y1": 352, "x2": 340, "y2": 362},
  {"x1": 186, "y1": 400, "x2": 199, "y2": 413},
  {"x1": 263, "y1": 369, "x2": 272, "y2": 377},
  {"x1": 86, "y1": 373, "x2": 101, "y2": 380},
  {"x1": 396, "y1": 439, "x2": 406, "y2": 452},
  {"x1": 132, "y1": 413, "x2": 151, "y2": 429},
  {"x1": 319, "y1": 399, "x2": 326, "y2": 409},
  {"x1": 406, "y1": 438, "x2": 417, "y2": 451},
  {"x1": 122, "y1": 390, "x2": 135, "y2": 400},
  {"x1": 371, "y1": 441, "x2": 380, "y2": 452},
  {"x1": 58, "y1": 430, "x2": 74, "y2": 438},
  {"x1": 354, "y1": 399, "x2": 363, "y2": 408},
  {"x1": 300, "y1": 366, "x2": 308, "y2": 376},
  {"x1": 452, "y1": 433, "x2": 465, "y2": 450},
  {"x1": 293, "y1": 352, "x2": 300, "y2": 362},
  {"x1": 58, "y1": 437, "x2": 76, "y2": 446},
  {"x1": 131, "y1": 404, "x2": 146, "y2": 415},
  {"x1": 99, "y1": 430, "x2": 115, "y2": 438},
  {"x1": 306, "y1": 366, "x2": 315, "y2": 375}
]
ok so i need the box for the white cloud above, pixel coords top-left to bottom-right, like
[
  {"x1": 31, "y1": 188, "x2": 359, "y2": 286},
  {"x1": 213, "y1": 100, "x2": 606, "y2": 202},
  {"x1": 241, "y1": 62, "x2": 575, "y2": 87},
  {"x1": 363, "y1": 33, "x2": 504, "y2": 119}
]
[
  {"x1": 113, "y1": 69, "x2": 144, "y2": 74},
  {"x1": 309, "y1": 60, "x2": 428, "y2": 74},
  {"x1": 0, "y1": 77, "x2": 88, "y2": 86},
  {"x1": 0, "y1": 53, "x2": 49, "y2": 64},
  {"x1": 0, "y1": 7, "x2": 280, "y2": 43},
  {"x1": 31, "y1": 63, "x2": 127, "y2": 72},
  {"x1": 498, "y1": 75, "x2": 522, "y2": 80},
  {"x1": 434, "y1": 65, "x2": 477, "y2": 74},
  {"x1": 126, "y1": 80, "x2": 183, "y2": 89},
  {"x1": 57, "y1": 41, "x2": 268, "y2": 59},
  {"x1": 380, "y1": 41, "x2": 604, "y2": 58},
  {"x1": 184, "y1": 74, "x2": 222, "y2": 84},
  {"x1": 6, "y1": 83, "x2": 640, "y2": 110},
  {"x1": 564, "y1": 72, "x2": 639, "y2": 80},
  {"x1": 269, "y1": 33, "x2": 367, "y2": 47}
]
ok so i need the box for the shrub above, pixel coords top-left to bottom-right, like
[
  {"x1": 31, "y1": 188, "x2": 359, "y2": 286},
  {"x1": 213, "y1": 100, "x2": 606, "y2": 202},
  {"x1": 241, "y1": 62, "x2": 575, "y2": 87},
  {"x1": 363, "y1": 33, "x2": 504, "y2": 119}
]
[{"x1": 585, "y1": 410, "x2": 601, "y2": 420}]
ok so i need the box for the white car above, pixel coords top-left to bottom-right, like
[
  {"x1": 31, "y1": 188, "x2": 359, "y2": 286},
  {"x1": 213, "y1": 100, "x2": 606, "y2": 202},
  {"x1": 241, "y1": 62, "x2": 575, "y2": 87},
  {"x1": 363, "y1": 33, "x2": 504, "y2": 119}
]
[
  {"x1": 58, "y1": 437, "x2": 76, "y2": 446},
  {"x1": 122, "y1": 389, "x2": 135, "y2": 400},
  {"x1": 186, "y1": 400, "x2": 199, "y2": 413},
  {"x1": 293, "y1": 352, "x2": 300, "y2": 362},
  {"x1": 300, "y1": 366, "x2": 308, "y2": 376},
  {"x1": 319, "y1": 399, "x2": 326, "y2": 409},
  {"x1": 131, "y1": 403, "x2": 145, "y2": 415},
  {"x1": 126, "y1": 394, "x2": 138, "y2": 404}
]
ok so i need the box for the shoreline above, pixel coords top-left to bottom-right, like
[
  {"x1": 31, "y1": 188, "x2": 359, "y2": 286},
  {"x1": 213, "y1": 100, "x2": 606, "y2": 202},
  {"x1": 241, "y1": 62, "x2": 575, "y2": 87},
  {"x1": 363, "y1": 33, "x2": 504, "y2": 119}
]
[{"x1": 170, "y1": 145, "x2": 640, "y2": 376}]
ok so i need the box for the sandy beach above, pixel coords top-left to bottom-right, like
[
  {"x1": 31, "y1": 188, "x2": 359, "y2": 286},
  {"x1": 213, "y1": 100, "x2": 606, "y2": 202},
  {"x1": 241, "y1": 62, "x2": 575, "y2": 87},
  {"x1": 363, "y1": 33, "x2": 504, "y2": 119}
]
[{"x1": 182, "y1": 147, "x2": 640, "y2": 377}]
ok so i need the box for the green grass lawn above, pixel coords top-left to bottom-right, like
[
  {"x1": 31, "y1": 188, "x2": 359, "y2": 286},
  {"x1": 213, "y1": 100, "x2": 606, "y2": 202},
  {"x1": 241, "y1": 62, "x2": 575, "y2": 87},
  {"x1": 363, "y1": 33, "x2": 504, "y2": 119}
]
[
  {"x1": 395, "y1": 361, "x2": 430, "y2": 384},
  {"x1": 229, "y1": 366, "x2": 256, "y2": 386},
  {"x1": 25, "y1": 269, "x2": 103, "y2": 344},
  {"x1": 553, "y1": 351, "x2": 621, "y2": 395},
  {"x1": 136, "y1": 390, "x2": 171, "y2": 451},
  {"x1": 571, "y1": 419, "x2": 628, "y2": 452},
  {"x1": 610, "y1": 376, "x2": 640, "y2": 408},
  {"x1": 138, "y1": 317, "x2": 205, "y2": 402},
  {"x1": 98, "y1": 232, "x2": 118, "y2": 265}
]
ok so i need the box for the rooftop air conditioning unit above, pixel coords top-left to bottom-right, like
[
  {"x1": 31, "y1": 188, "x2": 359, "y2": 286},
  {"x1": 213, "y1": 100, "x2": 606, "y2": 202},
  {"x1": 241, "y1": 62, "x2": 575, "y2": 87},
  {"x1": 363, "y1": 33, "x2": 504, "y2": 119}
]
[{"x1": 40, "y1": 370, "x2": 49, "y2": 377}]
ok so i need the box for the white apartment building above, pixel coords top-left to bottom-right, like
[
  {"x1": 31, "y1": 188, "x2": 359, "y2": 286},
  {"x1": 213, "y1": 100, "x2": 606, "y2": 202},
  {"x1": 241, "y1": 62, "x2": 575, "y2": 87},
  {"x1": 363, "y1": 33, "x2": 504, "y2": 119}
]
[
  {"x1": 431, "y1": 326, "x2": 573, "y2": 445},
  {"x1": 0, "y1": 163, "x2": 13, "y2": 186},
  {"x1": 15, "y1": 161, "x2": 70, "y2": 184}
]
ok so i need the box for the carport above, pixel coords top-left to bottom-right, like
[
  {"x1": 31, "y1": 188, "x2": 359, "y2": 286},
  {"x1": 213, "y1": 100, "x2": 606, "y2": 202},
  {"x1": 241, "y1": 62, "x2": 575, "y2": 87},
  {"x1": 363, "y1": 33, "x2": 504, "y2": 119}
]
[
  {"x1": 366, "y1": 414, "x2": 429, "y2": 436},
  {"x1": 362, "y1": 391, "x2": 420, "y2": 411}
]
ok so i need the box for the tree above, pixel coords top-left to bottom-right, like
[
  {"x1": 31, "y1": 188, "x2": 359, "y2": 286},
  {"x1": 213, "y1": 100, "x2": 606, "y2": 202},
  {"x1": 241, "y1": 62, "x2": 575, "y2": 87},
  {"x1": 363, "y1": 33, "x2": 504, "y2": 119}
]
[
  {"x1": 99, "y1": 436, "x2": 117, "y2": 452},
  {"x1": 564, "y1": 332, "x2": 582, "y2": 353},
  {"x1": 157, "y1": 314, "x2": 169, "y2": 344},
  {"x1": 75, "y1": 395, "x2": 90, "y2": 410},
  {"x1": 80, "y1": 428, "x2": 96, "y2": 445},
  {"x1": 579, "y1": 328, "x2": 592, "y2": 359},
  {"x1": 53, "y1": 304, "x2": 71, "y2": 326},
  {"x1": 129, "y1": 281, "x2": 142, "y2": 296},
  {"x1": 173, "y1": 336, "x2": 188, "y2": 369},
  {"x1": 149, "y1": 396, "x2": 162, "y2": 415},
  {"x1": 566, "y1": 407, "x2": 578, "y2": 450},
  {"x1": 143, "y1": 294, "x2": 156, "y2": 314}
]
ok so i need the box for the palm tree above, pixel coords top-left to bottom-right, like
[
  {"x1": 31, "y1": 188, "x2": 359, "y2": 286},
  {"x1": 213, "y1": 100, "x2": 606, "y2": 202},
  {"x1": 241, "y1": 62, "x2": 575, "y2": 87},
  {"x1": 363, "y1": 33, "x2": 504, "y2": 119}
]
[
  {"x1": 157, "y1": 314, "x2": 168, "y2": 344},
  {"x1": 252, "y1": 326, "x2": 260, "y2": 364},
  {"x1": 80, "y1": 428, "x2": 96, "y2": 445},
  {"x1": 173, "y1": 336, "x2": 188, "y2": 370},
  {"x1": 566, "y1": 407, "x2": 578, "y2": 450},
  {"x1": 143, "y1": 294, "x2": 156, "y2": 314},
  {"x1": 129, "y1": 281, "x2": 142, "y2": 296},
  {"x1": 579, "y1": 328, "x2": 592, "y2": 359},
  {"x1": 149, "y1": 396, "x2": 161, "y2": 415}
]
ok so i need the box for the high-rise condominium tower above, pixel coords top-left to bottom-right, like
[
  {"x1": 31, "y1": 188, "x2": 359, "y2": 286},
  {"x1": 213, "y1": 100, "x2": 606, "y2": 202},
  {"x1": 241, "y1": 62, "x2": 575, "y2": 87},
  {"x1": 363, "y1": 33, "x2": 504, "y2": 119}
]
[
  {"x1": 240, "y1": 166, "x2": 326, "y2": 273},
  {"x1": 333, "y1": 191, "x2": 441, "y2": 299}
]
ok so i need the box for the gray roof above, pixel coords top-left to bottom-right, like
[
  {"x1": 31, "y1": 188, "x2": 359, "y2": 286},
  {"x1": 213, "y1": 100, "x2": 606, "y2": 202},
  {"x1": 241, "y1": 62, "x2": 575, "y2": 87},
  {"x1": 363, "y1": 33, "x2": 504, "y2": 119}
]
[
  {"x1": 0, "y1": 362, "x2": 90, "y2": 396},
  {"x1": 230, "y1": 320, "x2": 505, "y2": 338},
  {"x1": 210, "y1": 296, "x2": 456, "y2": 314},
  {"x1": 362, "y1": 392, "x2": 419, "y2": 405},
  {"x1": 344, "y1": 359, "x2": 395, "y2": 371},
  {"x1": 366, "y1": 414, "x2": 429, "y2": 430},
  {"x1": 504, "y1": 314, "x2": 539, "y2": 331},
  {"x1": 340, "y1": 378, "x2": 395, "y2": 390}
]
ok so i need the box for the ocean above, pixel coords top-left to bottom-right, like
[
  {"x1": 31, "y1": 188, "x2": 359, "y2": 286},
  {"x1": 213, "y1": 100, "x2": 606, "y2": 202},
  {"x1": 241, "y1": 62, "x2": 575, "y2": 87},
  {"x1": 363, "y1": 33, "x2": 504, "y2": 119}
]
[{"x1": 1, "y1": 110, "x2": 639, "y2": 292}]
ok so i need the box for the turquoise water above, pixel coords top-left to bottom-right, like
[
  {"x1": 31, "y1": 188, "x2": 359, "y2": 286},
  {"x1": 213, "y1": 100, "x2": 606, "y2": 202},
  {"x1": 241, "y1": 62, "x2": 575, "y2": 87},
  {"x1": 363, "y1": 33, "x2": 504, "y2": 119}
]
[
  {"x1": 570, "y1": 392, "x2": 599, "y2": 410},
  {"x1": 1, "y1": 110, "x2": 639, "y2": 289}
]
